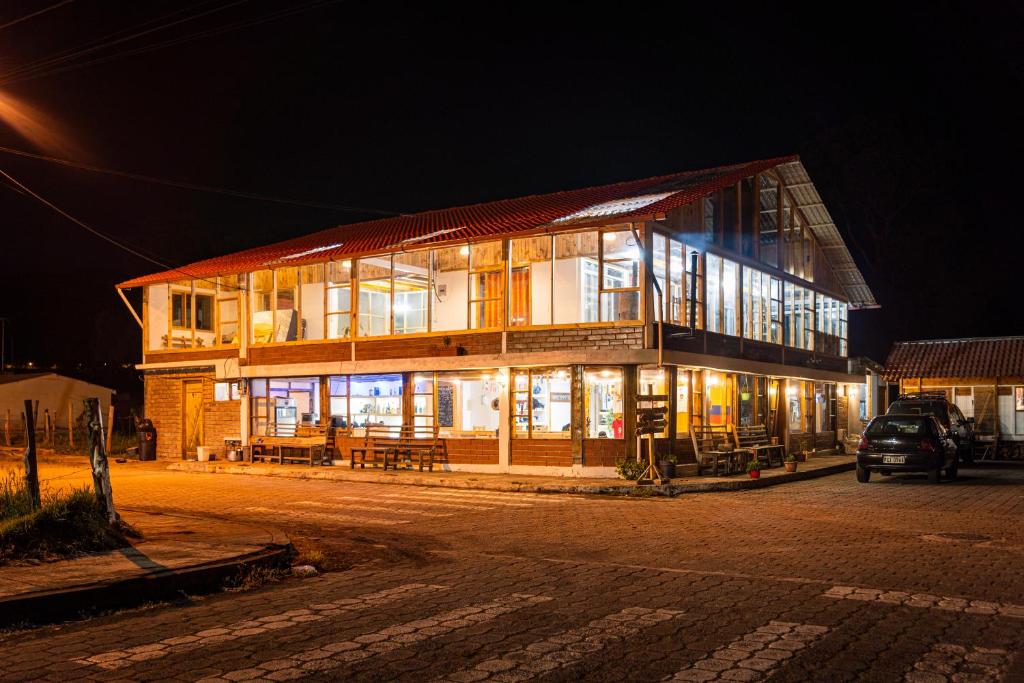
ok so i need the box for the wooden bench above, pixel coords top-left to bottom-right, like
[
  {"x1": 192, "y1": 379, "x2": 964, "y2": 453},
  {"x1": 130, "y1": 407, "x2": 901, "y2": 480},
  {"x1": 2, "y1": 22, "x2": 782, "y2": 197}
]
[
  {"x1": 735, "y1": 425, "x2": 785, "y2": 467},
  {"x1": 350, "y1": 425, "x2": 443, "y2": 471},
  {"x1": 250, "y1": 425, "x2": 329, "y2": 466},
  {"x1": 691, "y1": 425, "x2": 750, "y2": 476}
]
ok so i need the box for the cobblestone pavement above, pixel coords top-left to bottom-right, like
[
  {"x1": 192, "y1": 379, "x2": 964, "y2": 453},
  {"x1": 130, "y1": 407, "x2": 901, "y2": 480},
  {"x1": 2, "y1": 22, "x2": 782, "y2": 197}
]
[{"x1": 1, "y1": 461, "x2": 1023, "y2": 681}]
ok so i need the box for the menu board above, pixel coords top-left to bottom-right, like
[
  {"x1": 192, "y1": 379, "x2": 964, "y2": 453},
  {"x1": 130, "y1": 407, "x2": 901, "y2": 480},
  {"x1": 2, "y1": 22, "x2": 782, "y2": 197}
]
[{"x1": 437, "y1": 383, "x2": 455, "y2": 428}]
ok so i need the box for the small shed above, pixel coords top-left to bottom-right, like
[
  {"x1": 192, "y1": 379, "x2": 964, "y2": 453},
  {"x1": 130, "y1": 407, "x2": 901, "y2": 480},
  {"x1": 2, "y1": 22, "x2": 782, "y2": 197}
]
[
  {"x1": 0, "y1": 373, "x2": 114, "y2": 433},
  {"x1": 884, "y1": 336, "x2": 1024, "y2": 440}
]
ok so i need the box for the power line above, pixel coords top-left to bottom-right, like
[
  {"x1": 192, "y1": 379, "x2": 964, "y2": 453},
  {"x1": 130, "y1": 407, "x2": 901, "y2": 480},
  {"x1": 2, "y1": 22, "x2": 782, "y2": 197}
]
[
  {"x1": 0, "y1": 145, "x2": 401, "y2": 215},
  {"x1": 0, "y1": 0, "x2": 74, "y2": 33},
  {"x1": 0, "y1": 165, "x2": 241, "y2": 290},
  {"x1": 0, "y1": 0, "x2": 342, "y2": 87}
]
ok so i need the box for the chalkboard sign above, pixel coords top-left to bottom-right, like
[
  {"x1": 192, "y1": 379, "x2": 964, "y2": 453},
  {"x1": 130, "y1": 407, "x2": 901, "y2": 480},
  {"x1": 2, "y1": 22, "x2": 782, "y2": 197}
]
[{"x1": 437, "y1": 383, "x2": 454, "y2": 428}]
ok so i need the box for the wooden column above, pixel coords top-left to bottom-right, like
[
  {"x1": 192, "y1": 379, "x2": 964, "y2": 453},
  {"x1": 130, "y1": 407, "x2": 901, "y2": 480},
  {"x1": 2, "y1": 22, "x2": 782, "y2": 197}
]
[
  {"x1": 571, "y1": 365, "x2": 584, "y2": 466},
  {"x1": 85, "y1": 398, "x2": 119, "y2": 524},
  {"x1": 22, "y1": 400, "x2": 40, "y2": 509},
  {"x1": 624, "y1": 365, "x2": 638, "y2": 461}
]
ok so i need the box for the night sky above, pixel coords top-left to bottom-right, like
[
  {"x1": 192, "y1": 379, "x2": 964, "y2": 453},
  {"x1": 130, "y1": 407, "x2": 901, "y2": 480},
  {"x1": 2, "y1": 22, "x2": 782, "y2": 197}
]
[{"x1": 1, "y1": 1, "x2": 1021, "y2": 397}]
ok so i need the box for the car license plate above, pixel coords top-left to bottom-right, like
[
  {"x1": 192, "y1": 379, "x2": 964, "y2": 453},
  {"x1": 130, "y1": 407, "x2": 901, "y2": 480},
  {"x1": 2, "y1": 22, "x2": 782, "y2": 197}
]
[{"x1": 882, "y1": 456, "x2": 906, "y2": 464}]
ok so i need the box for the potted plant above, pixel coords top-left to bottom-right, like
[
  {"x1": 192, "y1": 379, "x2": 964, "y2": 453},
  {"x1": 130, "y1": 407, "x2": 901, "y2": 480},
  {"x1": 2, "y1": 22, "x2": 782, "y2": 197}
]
[
  {"x1": 784, "y1": 454, "x2": 798, "y2": 473},
  {"x1": 657, "y1": 452, "x2": 677, "y2": 479},
  {"x1": 746, "y1": 459, "x2": 761, "y2": 479},
  {"x1": 615, "y1": 458, "x2": 645, "y2": 481}
]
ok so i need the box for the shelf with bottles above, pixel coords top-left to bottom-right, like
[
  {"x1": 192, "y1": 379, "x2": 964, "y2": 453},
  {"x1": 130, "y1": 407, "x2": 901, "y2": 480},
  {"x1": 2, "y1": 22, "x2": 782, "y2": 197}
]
[{"x1": 349, "y1": 395, "x2": 403, "y2": 429}]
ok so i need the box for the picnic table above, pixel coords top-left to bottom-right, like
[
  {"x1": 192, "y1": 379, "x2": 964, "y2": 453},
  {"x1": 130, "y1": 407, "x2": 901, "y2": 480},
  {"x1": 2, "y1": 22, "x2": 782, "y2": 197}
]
[
  {"x1": 691, "y1": 425, "x2": 753, "y2": 476},
  {"x1": 249, "y1": 425, "x2": 329, "y2": 466},
  {"x1": 350, "y1": 424, "x2": 443, "y2": 471},
  {"x1": 735, "y1": 425, "x2": 785, "y2": 467}
]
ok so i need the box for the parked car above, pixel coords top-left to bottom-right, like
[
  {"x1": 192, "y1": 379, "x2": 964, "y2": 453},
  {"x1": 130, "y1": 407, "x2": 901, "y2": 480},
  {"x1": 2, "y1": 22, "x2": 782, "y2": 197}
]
[
  {"x1": 886, "y1": 392, "x2": 975, "y2": 463},
  {"x1": 856, "y1": 414, "x2": 958, "y2": 484}
]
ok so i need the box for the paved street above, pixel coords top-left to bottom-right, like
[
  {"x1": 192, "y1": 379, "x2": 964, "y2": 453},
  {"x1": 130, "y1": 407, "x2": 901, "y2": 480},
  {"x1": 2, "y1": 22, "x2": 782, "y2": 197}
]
[{"x1": 1, "y1": 461, "x2": 1023, "y2": 681}]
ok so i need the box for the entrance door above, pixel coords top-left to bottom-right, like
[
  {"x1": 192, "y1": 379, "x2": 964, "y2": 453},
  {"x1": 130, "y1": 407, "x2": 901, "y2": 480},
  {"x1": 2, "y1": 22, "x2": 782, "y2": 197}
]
[{"x1": 182, "y1": 381, "x2": 204, "y2": 459}]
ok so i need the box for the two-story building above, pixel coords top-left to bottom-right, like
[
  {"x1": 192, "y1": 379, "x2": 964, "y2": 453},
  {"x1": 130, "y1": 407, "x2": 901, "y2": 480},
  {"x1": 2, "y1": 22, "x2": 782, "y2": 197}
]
[{"x1": 116, "y1": 155, "x2": 878, "y2": 475}]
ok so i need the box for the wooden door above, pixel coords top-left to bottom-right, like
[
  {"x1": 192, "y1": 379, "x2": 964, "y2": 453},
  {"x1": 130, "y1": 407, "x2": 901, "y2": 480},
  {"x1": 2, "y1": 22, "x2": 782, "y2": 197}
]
[{"x1": 182, "y1": 381, "x2": 204, "y2": 459}]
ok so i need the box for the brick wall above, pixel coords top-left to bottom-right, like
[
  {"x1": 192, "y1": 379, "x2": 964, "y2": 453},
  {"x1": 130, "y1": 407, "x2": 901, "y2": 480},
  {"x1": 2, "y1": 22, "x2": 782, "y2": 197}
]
[
  {"x1": 445, "y1": 438, "x2": 499, "y2": 465},
  {"x1": 144, "y1": 371, "x2": 240, "y2": 460},
  {"x1": 506, "y1": 327, "x2": 644, "y2": 353},
  {"x1": 249, "y1": 342, "x2": 349, "y2": 366},
  {"x1": 510, "y1": 438, "x2": 572, "y2": 467},
  {"x1": 145, "y1": 348, "x2": 238, "y2": 364},
  {"x1": 357, "y1": 333, "x2": 501, "y2": 361},
  {"x1": 582, "y1": 438, "x2": 625, "y2": 467},
  {"x1": 814, "y1": 431, "x2": 836, "y2": 450}
]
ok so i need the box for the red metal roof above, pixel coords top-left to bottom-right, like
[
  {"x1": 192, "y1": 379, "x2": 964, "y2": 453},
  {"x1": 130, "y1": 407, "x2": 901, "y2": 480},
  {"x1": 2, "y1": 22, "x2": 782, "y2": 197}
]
[
  {"x1": 118, "y1": 155, "x2": 796, "y2": 288},
  {"x1": 884, "y1": 337, "x2": 1024, "y2": 381}
]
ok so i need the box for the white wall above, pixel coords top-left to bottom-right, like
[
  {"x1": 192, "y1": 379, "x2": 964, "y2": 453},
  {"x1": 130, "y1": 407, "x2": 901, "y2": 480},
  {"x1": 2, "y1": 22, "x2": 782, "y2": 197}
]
[
  {"x1": 531, "y1": 261, "x2": 552, "y2": 325},
  {"x1": 0, "y1": 374, "x2": 113, "y2": 429},
  {"x1": 147, "y1": 284, "x2": 168, "y2": 349},
  {"x1": 301, "y1": 282, "x2": 324, "y2": 340},
  {"x1": 432, "y1": 269, "x2": 468, "y2": 331},
  {"x1": 552, "y1": 258, "x2": 582, "y2": 324}
]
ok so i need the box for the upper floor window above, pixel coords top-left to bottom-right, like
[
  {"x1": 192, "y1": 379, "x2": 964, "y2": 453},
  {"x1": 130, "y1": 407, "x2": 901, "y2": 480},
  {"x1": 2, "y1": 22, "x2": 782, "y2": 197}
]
[{"x1": 706, "y1": 254, "x2": 739, "y2": 335}]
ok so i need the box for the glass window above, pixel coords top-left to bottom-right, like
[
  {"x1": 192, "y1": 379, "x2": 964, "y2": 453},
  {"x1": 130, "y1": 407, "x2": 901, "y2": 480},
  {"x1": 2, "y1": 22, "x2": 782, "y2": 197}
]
[
  {"x1": 393, "y1": 251, "x2": 429, "y2": 334},
  {"x1": 469, "y1": 241, "x2": 503, "y2": 329},
  {"x1": 669, "y1": 240, "x2": 684, "y2": 325},
  {"x1": 274, "y1": 268, "x2": 299, "y2": 342},
  {"x1": 251, "y1": 270, "x2": 274, "y2": 344},
  {"x1": 585, "y1": 367, "x2": 624, "y2": 438},
  {"x1": 600, "y1": 230, "x2": 641, "y2": 322},
  {"x1": 349, "y1": 374, "x2": 402, "y2": 429},
  {"x1": 706, "y1": 254, "x2": 721, "y2": 333},
  {"x1": 217, "y1": 275, "x2": 241, "y2": 345},
  {"x1": 300, "y1": 264, "x2": 324, "y2": 341},
  {"x1": 510, "y1": 235, "x2": 552, "y2": 326},
  {"x1": 652, "y1": 233, "x2": 667, "y2": 322},
  {"x1": 413, "y1": 373, "x2": 434, "y2": 429},
  {"x1": 512, "y1": 367, "x2": 572, "y2": 438},
  {"x1": 705, "y1": 371, "x2": 732, "y2": 427},
  {"x1": 554, "y1": 231, "x2": 599, "y2": 324},
  {"x1": 786, "y1": 382, "x2": 802, "y2": 432},
  {"x1": 358, "y1": 256, "x2": 392, "y2": 337},
  {"x1": 722, "y1": 259, "x2": 738, "y2": 336},
  {"x1": 194, "y1": 294, "x2": 213, "y2": 331},
  {"x1": 638, "y1": 366, "x2": 668, "y2": 437},
  {"x1": 328, "y1": 376, "x2": 349, "y2": 428},
  {"x1": 326, "y1": 260, "x2": 352, "y2": 339},
  {"x1": 431, "y1": 245, "x2": 469, "y2": 332},
  {"x1": 436, "y1": 371, "x2": 502, "y2": 436},
  {"x1": 214, "y1": 381, "x2": 240, "y2": 402},
  {"x1": 675, "y1": 369, "x2": 691, "y2": 435},
  {"x1": 171, "y1": 291, "x2": 191, "y2": 329}
]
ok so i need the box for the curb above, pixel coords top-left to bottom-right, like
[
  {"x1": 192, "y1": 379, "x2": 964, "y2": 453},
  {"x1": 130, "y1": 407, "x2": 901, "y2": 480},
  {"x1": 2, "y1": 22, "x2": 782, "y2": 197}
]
[
  {"x1": 0, "y1": 542, "x2": 291, "y2": 628},
  {"x1": 167, "y1": 459, "x2": 856, "y2": 497}
]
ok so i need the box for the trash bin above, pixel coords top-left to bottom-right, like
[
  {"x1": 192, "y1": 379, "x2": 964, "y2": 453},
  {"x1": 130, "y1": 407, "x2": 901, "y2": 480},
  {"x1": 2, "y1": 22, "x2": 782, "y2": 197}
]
[{"x1": 137, "y1": 419, "x2": 157, "y2": 461}]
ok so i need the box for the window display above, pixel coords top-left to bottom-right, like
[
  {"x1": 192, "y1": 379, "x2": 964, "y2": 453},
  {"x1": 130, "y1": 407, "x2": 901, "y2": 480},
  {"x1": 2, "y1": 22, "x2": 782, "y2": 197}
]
[
  {"x1": 585, "y1": 367, "x2": 624, "y2": 438},
  {"x1": 512, "y1": 367, "x2": 571, "y2": 438}
]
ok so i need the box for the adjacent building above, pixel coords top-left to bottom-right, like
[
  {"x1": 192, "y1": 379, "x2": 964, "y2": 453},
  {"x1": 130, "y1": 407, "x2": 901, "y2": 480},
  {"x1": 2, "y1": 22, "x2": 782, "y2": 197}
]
[
  {"x1": 0, "y1": 372, "x2": 114, "y2": 434},
  {"x1": 885, "y1": 336, "x2": 1024, "y2": 442},
  {"x1": 117, "y1": 155, "x2": 879, "y2": 475}
]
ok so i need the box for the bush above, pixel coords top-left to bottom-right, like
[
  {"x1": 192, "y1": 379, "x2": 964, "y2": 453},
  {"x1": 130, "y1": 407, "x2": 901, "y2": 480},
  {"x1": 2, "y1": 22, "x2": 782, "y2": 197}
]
[
  {"x1": 746, "y1": 459, "x2": 762, "y2": 473},
  {"x1": 0, "y1": 472, "x2": 131, "y2": 564},
  {"x1": 615, "y1": 458, "x2": 646, "y2": 481}
]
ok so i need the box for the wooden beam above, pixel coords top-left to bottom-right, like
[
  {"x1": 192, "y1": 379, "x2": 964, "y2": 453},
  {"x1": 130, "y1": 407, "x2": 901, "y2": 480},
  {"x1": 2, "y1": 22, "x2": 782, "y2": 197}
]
[{"x1": 116, "y1": 287, "x2": 143, "y2": 328}]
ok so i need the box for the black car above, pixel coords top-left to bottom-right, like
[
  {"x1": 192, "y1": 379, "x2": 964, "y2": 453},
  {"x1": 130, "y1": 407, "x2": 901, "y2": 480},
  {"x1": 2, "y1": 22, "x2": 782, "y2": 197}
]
[
  {"x1": 886, "y1": 392, "x2": 975, "y2": 463},
  {"x1": 856, "y1": 414, "x2": 958, "y2": 484}
]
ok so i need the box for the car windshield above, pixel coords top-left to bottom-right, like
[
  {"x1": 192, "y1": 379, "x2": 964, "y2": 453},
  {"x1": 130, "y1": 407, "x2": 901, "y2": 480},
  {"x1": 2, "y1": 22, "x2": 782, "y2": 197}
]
[
  {"x1": 888, "y1": 401, "x2": 947, "y2": 422},
  {"x1": 867, "y1": 417, "x2": 931, "y2": 436}
]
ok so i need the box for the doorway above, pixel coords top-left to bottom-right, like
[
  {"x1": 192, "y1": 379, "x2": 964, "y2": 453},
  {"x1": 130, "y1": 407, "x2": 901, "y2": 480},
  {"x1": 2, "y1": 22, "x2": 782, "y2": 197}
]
[{"x1": 182, "y1": 380, "x2": 204, "y2": 459}]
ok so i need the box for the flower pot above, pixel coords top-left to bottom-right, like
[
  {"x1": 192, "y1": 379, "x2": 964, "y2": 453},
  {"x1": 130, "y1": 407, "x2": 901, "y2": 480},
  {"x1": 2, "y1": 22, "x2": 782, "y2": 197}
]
[
  {"x1": 657, "y1": 461, "x2": 676, "y2": 478},
  {"x1": 784, "y1": 461, "x2": 797, "y2": 473},
  {"x1": 748, "y1": 469, "x2": 761, "y2": 479}
]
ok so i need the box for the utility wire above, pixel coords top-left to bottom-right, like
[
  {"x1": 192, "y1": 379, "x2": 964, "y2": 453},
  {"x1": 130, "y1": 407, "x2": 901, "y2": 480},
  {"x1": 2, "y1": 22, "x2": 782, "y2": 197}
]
[
  {"x1": 0, "y1": 165, "x2": 241, "y2": 290},
  {"x1": 0, "y1": 0, "x2": 341, "y2": 87},
  {"x1": 0, "y1": 0, "x2": 74, "y2": 33},
  {"x1": 0, "y1": 0, "x2": 247, "y2": 84},
  {"x1": 0, "y1": 145, "x2": 401, "y2": 215}
]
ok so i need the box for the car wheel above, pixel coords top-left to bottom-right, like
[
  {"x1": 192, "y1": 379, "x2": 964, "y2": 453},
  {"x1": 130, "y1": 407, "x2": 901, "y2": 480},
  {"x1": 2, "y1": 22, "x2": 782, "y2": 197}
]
[
  {"x1": 856, "y1": 465, "x2": 870, "y2": 483},
  {"x1": 945, "y1": 460, "x2": 958, "y2": 481},
  {"x1": 928, "y1": 467, "x2": 940, "y2": 484}
]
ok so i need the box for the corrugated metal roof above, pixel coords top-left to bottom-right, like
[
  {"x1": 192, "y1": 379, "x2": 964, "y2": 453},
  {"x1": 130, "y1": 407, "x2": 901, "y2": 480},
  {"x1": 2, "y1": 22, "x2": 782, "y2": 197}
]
[
  {"x1": 118, "y1": 155, "x2": 875, "y2": 308},
  {"x1": 884, "y1": 337, "x2": 1024, "y2": 381}
]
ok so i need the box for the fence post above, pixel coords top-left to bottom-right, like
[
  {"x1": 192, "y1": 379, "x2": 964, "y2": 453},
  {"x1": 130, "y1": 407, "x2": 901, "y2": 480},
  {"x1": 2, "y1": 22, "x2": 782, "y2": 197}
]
[
  {"x1": 67, "y1": 403, "x2": 74, "y2": 449},
  {"x1": 44, "y1": 409, "x2": 52, "y2": 448},
  {"x1": 106, "y1": 404, "x2": 115, "y2": 454},
  {"x1": 22, "y1": 400, "x2": 40, "y2": 509},
  {"x1": 85, "y1": 398, "x2": 119, "y2": 524},
  {"x1": 4, "y1": 408, "x2": 9, "y2": 447}
]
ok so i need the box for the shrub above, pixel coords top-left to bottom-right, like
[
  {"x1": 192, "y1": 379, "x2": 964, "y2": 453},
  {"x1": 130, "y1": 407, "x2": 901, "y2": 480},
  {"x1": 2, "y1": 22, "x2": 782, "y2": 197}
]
[{"x1": 615, "y1": 458, "x2": 646, "y2": 481}]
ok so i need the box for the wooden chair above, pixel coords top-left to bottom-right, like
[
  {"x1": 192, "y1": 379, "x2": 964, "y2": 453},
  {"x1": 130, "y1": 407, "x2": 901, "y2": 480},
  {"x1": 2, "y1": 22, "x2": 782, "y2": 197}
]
[
  {"x1": 735, "y1": 425, "x2": 785, "y2": 467},
  {"x1": 691, "y1": 425, "x2": 738, "y2": 475}
]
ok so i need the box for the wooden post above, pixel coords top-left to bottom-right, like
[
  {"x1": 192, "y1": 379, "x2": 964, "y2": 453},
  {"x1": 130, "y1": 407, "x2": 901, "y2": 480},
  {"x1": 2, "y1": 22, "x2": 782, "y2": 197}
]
[
  {"x1": 85, "y1": 398, "x2": 119, "y2": 524},
  {"x1": 32, "y1": 400, "x2": 39, "y2": 433},
  {"x1": 67, "y1": 403, "x2": 74, "y2": 449},
  {"x1": 44, "y1": 409, "x2": 52, "y2": 448},
  {"x1": 4, "y1": 408, "x2": 9, "y2": 447},
  {"x1": 106, "y1": 403, "x2": 115, "y2": 454},
  {"x1": 22, "y1": 400, "x2": 41, "y2": 509}
]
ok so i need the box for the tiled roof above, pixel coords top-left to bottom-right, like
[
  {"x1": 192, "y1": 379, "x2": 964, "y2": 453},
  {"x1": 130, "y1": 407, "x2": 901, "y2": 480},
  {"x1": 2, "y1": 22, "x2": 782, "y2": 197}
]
[
  {"x1": 884, "y1": 337, "x2": 1024, "y2": 381},
  {"x1": 117, "y1": 155, "x2": 874, "y2": 307}
]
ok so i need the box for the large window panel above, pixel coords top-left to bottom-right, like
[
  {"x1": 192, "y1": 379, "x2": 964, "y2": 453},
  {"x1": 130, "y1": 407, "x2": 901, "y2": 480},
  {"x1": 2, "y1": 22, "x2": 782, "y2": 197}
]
[
  {"x1": 349, "y1": 374, "x2": 402, "y2": 429},
  {"x1": 436, "y1": 371, "x2": 502, "y2": 436},
  {"x1": 510, "y1": 236, "x2": 552, "y2": 326},
  {"x1": 722, "y1": 259, "x2": 739, "y2": 336},
  {"x1": 326, "y1": 260, "x2": 352, "y2": 339},
  {"x1": 274, "y1": 267, "x2": 299, "y2": 342},
  {"x1": 706, "y1": 254, "x2": 722, "y2": 333},
  {"x1": 328, "y1": 376, "x2": 349, "y2": 428},
  {"x1": 251, "y1": 270, "x2": 274, "y2": 344},
  {"x1": 431, "y1": 245, "x2": 469, "y2": 331},
  {"x1": 669, "y1": 240, "x2": 684, "y2": 325},
  {"x1": 652, "y1": 233, "x2": 667, "y2": 322},
  {"x1": 584, "y1": 367, "x2": 624, "y2": 438},
  {"x1": 553, "y1": 231, "x2": 598, "y2": 324},
  {"x1": 512, "y1": 367, "x2": 571, "y2": 438},
  {"x1": 393, "y1": 251, "x2": 429, "y2": 334},
  {"x1": 638, "y1": 366, "x2": 668, "y2": 437},
  {"x1": 469, "y1": 241, "x2": 503, "y2": 329},
  {"x1": 600, "y1": 230, "x2": 641, "y2": 322},
  {"x1": 358, "y1": 256, "x2": 392, "y2": 337},
  {"x1": 300, "y1": 264, "x2": 324, "y2": 340},
  {"x1": 217, "y1": 275, "x2": 241, "y2": 345}
]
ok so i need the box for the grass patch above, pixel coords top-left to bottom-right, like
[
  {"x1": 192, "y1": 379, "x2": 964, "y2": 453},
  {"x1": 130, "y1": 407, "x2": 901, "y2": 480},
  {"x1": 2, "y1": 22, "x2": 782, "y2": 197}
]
[{"x1": 0, "y1": 471, "x2": 133, "y2": 565}]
